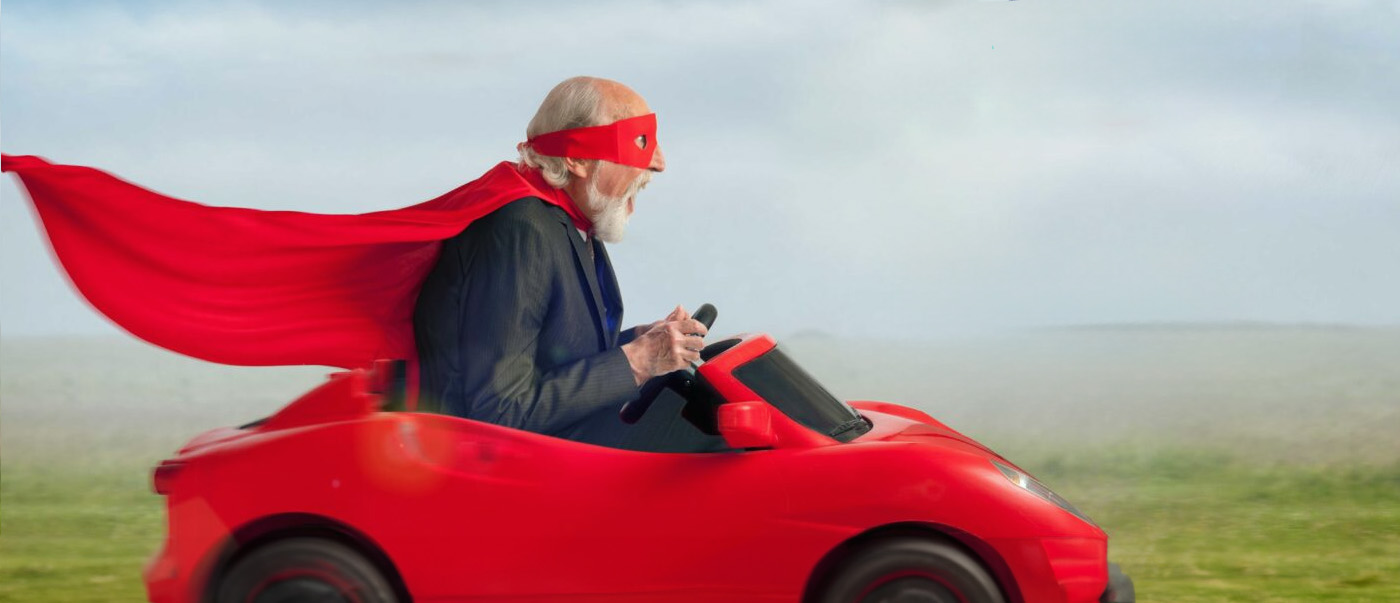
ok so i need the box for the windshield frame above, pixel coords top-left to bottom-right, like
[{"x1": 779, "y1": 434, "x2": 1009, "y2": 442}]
[{"x1": 730, "y1": 345, "x2": 871, "y2": 443}]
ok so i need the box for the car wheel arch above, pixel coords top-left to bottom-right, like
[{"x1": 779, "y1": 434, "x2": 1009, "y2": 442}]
[
  {"x1": 799, "y1": 522, "x2": 1022, "y2": 603},
  {"x1": 200, "y1": 512, "x2": 412, "y2": 603}
]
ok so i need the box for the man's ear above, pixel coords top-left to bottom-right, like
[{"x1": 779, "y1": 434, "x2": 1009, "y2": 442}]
[{"x1": 564, "y1": 156, "x2": 593, "y2": 179}]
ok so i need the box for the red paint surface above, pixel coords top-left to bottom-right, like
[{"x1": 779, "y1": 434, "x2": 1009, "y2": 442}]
[{"x1": 145, "y1": 338, "x2": 1114, "y2": 603}]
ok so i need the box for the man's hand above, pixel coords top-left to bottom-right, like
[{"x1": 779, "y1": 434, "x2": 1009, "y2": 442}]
[
  {"x1": 620, "y1": 305, "x2": 709, "y2": 386},
  {"x1": 630, "y1": 305, "x2": 688, "y2": 340}
]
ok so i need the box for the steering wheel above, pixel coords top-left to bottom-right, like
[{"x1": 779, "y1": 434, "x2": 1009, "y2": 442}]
[{"x1": 619, "y1": 303, "x2": 717, "y2": 424}]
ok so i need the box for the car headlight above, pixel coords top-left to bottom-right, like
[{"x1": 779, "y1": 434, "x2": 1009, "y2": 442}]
[{"x1": 992, "y1": 459, "x2": 1096, "y2": 525}]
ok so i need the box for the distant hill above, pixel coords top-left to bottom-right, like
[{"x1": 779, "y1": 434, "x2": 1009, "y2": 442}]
[
  {"x1": 784, "y1": 325, "x2": 1400, "y2": 465},
  {"x1": 3, "y1": 327, "x2": 1398, "y2": 466},
  {"x1": 1037, "y1": 321, "x2": 1398, "y2": 333}
]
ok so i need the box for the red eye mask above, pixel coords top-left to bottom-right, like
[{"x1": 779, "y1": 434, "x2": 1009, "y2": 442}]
[{"x1": 526, "y1": 113, "x2": 658, "y2": 169}]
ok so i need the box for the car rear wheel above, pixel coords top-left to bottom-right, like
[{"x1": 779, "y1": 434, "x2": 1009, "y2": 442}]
[
  {"x1": 215, "y1": 537, "x2": 398, "y2": 603},
  {"x1": 817, "y1": 537, "x2": 1005, "y2": 603}
]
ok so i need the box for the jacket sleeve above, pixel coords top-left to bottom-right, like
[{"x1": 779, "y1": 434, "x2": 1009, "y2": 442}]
[
  {"x1": 453, "y1": 211, "x2": 639, "y2": 434},
  {"x1": 618, "y1": 325, "x2": 643, "y2": 346}
]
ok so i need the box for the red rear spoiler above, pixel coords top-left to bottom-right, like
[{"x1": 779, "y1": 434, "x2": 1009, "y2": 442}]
[{"x1": 260, "y1": 359, "x2": 409, "y2": 430}]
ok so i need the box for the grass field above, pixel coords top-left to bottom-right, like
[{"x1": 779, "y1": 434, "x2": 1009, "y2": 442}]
[
  {"x1": 1017, "y1": 450, "x2": 1400, "y2": 602},
  {"x1": 3, "y1": 328, "x2": 1398, "y2": 601}
]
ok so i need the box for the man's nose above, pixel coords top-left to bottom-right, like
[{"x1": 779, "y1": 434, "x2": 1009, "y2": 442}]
[{"x1": 649, "y1": 145, "x2": 666, "y2": 173}]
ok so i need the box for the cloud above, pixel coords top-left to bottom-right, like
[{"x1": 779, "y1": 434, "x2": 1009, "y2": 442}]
[{"x1": 3, "y1": 0, "x2": 1398, "y2": 339}]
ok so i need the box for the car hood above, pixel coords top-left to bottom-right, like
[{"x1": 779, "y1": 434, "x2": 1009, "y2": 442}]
[{"x1": 851, "y1": 401, "x2": 1012, "y2": 465}]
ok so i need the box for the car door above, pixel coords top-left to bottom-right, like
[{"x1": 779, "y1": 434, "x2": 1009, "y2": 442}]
[{"x1": 372, "y1": 412, "x2": 799, "y2": 602}]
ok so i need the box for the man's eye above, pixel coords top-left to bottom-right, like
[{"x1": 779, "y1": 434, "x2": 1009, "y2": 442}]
[{"x1": 635, "y1": 135, "x2": 648, "y2": 150}]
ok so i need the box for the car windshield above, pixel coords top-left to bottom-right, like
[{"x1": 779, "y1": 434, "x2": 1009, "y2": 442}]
[{"x1": 731, "y1": 346, "x2": 871, "y2": 443}]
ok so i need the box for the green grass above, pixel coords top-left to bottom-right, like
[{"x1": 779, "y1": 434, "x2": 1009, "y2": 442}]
[
  {"x1": 1022, "y1": 449, "x2": 1400, "y2": 602},
  {"x1": 1, "y1": 464, "x2": 165, "y2": 603},
  {"x1": 3, "y1": 448, "x2": 1398, "y2": 602}
]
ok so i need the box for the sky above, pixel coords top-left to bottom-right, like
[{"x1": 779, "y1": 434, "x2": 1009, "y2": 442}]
[{"x1": 3, "y1": 0, "x2": 1398, "y2": 343}]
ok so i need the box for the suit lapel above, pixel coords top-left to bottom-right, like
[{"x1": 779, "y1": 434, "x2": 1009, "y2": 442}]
[{"x1": 560, "y1": 216, "x2": 610, "y2": 346}]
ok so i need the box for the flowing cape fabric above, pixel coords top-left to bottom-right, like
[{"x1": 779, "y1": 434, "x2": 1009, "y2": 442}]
[{"x1": 1, "y1": 154, "x2": 577, "y2": 369}]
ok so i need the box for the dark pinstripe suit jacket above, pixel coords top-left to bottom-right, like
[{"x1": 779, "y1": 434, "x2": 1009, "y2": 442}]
[{"x1": 413, "y1": 197, "x2": 641, "y2": 440}]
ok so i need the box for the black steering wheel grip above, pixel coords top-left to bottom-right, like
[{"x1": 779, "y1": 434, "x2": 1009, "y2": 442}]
[{"x1": 619, "y1": 304, "x2": 716, "y2": 424}]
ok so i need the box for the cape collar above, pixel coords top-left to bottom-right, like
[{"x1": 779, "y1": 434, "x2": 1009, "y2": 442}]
[{"x1": 514, "y1": 163, "x2": 593, "y2": 233}]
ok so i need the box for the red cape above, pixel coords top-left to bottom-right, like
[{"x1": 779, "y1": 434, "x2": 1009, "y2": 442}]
[{"x1": 2, "y1": 154, "x2": 585, "y2": 369}]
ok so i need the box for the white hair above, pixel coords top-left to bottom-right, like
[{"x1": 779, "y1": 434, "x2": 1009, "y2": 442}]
[{"x1": 518, "y1": 77, "x2": 609, "y2": 188}]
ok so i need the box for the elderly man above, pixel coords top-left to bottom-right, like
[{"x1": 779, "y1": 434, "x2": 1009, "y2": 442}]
[{"x1": 413, "y1": 77, "x2": 709, "y2": 445}]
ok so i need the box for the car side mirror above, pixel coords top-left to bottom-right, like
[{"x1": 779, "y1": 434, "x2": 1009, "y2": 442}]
[{"x1": 717, "y1": 401, "x2": 777, "y2": 449}]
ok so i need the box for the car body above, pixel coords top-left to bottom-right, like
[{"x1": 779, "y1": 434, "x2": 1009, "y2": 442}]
[{"x1": 144, "y1": 332, "x2": 1134, "y2": 603}]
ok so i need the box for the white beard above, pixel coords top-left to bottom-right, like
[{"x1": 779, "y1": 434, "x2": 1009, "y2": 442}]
[{"x1": 583, "y1": 170, "x2": 649, "y2": 244}]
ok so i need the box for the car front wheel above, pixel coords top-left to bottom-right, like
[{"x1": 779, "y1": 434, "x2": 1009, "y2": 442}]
[
  {"x1": 817, "y1": 537, "x2": 1006, "y2": 603},
  {"x1": 214, "y1": 537, "x2": 398, "y2": 603}
]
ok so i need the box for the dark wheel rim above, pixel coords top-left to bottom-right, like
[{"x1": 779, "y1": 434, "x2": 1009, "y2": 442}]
[
  {"x1": 249, "y1": 570, "x2": 361, "y2": 603},
  {"x1": 858, "y1": 571, "x2": 966, "y2": 603}
]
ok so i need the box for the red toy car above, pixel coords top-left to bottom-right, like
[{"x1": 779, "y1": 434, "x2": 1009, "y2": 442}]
[{"x1": 143, "y1": 318, "x2": 1135, "y2": 603}]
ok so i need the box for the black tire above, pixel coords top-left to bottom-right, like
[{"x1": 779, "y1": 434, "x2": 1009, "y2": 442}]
[
  {"x1": 816, "y1": 538, "x2": 1005, "y2": 603},
  {"x1": 214, "y1": 537, "x2": 398, "y2": 603}
]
